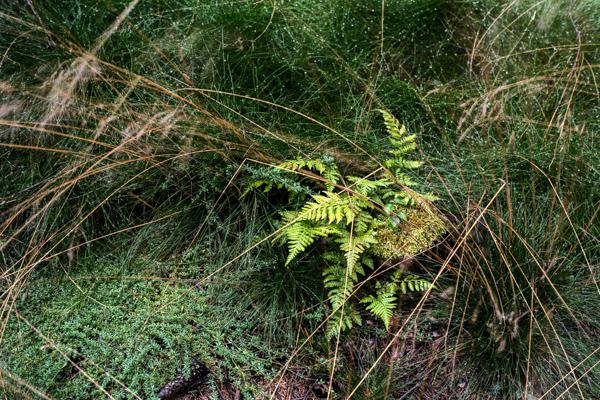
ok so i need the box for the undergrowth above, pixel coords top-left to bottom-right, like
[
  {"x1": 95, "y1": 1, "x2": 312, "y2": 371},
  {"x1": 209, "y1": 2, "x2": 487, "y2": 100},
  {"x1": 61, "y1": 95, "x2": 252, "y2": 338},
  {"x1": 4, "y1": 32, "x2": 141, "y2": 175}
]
[
  {"x1": 1, "y1": 249, "x2": 277, "y2": 399},
  {"x1": 0, "y1": 0, "x2": 599, "y2": 399}
]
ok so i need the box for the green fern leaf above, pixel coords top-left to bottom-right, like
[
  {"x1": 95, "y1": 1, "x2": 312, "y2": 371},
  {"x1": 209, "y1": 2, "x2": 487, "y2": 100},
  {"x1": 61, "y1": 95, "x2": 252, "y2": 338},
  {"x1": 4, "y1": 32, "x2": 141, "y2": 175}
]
[
  {"x1": 279, "y1": 158, "x2": 341, "y2": 190},
  {"x1": 326, "y1": 306, "x2": 362, "y2": 339},
  {"x1": 347, "y1": 176, "x2": 392, "y2": 196},
  {"x1": 378, "y1": 110, "x2": 424, "y2": 181},
  {"x1": 360, "y1": 283, "x2": 397, "y2": 330},
  {"x1": 336, "y1": 229, "x2": 378, "y2": 274},
  {"x1": 280, "y1": 220, "x2": 341, "y2": 265},
  {"x1": 399, "y1": 274, "x2": 434, "y2": 294},
  {"x1": 298, "y1": 191, "x2": 355, "y2": 225},
  {"x1": 323, "y1": 264, "x2": 353, "y2": 310},
  {"x1": 378, "y1": 109, "x2": 406, "y2": 140}
]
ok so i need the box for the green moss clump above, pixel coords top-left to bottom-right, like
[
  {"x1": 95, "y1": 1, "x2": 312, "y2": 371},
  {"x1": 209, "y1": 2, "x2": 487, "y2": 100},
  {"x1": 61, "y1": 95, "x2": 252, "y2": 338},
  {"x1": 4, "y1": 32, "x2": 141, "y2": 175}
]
[{"x1": 373, "y1": 206, "x2": 446, "y2": 259}]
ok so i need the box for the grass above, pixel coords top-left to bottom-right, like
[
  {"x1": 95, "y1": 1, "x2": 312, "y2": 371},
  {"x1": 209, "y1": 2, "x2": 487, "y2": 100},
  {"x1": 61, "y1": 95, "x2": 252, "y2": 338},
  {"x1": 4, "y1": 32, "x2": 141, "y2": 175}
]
[{"x1": 1, "y1": 0, "x2": 599, "y2": 398}]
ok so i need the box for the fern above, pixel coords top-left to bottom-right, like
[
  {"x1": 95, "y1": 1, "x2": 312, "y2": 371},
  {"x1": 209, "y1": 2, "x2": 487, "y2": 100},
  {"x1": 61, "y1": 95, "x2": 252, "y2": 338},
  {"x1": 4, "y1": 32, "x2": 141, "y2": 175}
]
[
  {"x1": 399, "y1": 274, "x2": 434, "y2": 294},
  {"x1": 379, "y1": 109, "x2": 417, "y2": 163},
  {"x1": 323, "y1": 256, "x2": 365, "y2": 338},
  {"x1": 279, "y1": 158, "x2": 341, "y2": 190},
  {"x1": 246, "y1": 110, "x2": 444, "y2": 337},
  {"x1": 360, "y1": 283, "x2": 397, "y2": 330},
  {"x1": 336, "y1": 229, "x2": 378, "y2": 274},
  {"x1": 347, "y1": 175, "x2": 392, "y2": 197},
  {"x1": 361, "y1": 271, "x2": 434, "y2": 330},
  {"x1": 326, "y1": 305, "x2": 362, "y2": 339},
  {"x1": 323, "y1": 263, "x2": 354, "y2": 311},
  {"x1": 279, "y1": 218, "x2": 341, "y2": 266},
  {"x1": 297, "y1": 191, "x2": 357, "y2": 225},
  {"x1": 379, "y1": 109, "x2": 424, "y2": 187},
  {"x1": 354, "y1": 211, "x2": 378, "y2": 234}
]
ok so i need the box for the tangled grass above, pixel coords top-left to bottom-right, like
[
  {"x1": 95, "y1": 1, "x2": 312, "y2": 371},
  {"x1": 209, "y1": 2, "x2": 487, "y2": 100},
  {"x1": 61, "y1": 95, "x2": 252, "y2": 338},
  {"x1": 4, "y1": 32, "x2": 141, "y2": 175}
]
[{"x1": 0, "y1": 0, "x2": 599, "y2": 399}]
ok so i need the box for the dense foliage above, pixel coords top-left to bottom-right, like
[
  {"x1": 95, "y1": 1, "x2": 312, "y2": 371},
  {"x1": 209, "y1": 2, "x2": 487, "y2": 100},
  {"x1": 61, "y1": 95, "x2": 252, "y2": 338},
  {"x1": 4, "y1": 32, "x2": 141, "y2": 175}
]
[
  {"x1": 247, "y1": 110, "x2": 442, "y2": 337},
  {"x1": 0, "y1": 0, "x2": 598, "y2": 399}
]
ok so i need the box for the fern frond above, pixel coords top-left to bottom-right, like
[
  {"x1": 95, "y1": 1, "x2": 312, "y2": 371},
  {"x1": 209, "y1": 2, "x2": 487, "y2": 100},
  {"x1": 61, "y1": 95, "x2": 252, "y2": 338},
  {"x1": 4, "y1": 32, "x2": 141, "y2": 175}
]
[
  {"x1": 399, "y1": 274, "x2": 434, "y2": 294},
  {"x1": 361, "y1": 254, "x2": 375, "y2": 270},
  {"x1": 389, "y1": 131, "x2": 416, "y2": 147},
  {"x1": 347, "y1": 176, "x2": 392, "y2": 196},
  {"x1": 280, "y1": 220, "x2": 341, "y2": 265},
  {"x1": 323, "y1": 256, "x2": 367, "y2": 338},
  {"x1": 336, "y1": 229, "x2": 378, "y2": 273},
  {"x1": 323, "y1": 264, "x2": 354, "y2": 310},
  {"x1": 297, "y1": 191, "x2": 355, "y2": 225},
  {"x1": 360, "y1": 284, "x2": 397, "y2": 330},
  {"x1": 378, "y1": 110, "x2": 424, "y2": 181},
  {"x1": 394, "y1": 159, "x2": 423, "y2": 170},
  {"x1": 326, "y1": 306, "x2": 362, "y2": 339},
  {"x1": 279, "y1": 158, "x2": 341, "y2": 190},
  {"x1": 378, "y1": 109, "x2": 406, "y2": 140},
  {"x1": 353, "y1": 212, "x2": 372, "y2": 233}
]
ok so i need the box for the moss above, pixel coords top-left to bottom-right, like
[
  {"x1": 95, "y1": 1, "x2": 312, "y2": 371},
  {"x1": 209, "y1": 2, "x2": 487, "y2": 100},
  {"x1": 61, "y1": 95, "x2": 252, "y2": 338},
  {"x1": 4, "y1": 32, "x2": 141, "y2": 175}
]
[{"x1": 373, "y1": 206, "x2": 446, "y2": 259}]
